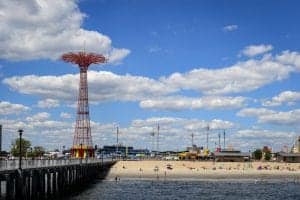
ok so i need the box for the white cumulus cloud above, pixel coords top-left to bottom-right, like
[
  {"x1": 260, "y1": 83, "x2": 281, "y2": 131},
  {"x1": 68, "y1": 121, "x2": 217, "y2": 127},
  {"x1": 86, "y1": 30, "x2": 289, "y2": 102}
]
[
  {"x1": 223, "y1": 25, "x2": 238, "y2": 32},
  {"x1": 241, "y1": 44, "x2": 273, "y2": 57},
  {"x1": 161, "y1": 52, "x2": 294, "y2": 95},
  {"x1": 140, "y1": 96, "x2": 247, "y2": 110},
  {"x1": 235, "y1": 129, "x2": 295, "y2": 139},
  {"x1": 276, "y1": 50, "x2": 300, "y2": 71},
  {"x1": 26, "y1": 112, "x2": 51, "y2": 122},
  {"x1": 60, "y1": 112, "x2": 71, "y2": 119},
  {"x1": 0, "y1": 101, "x2": 30, "y2": 115},
  {"x1": 37, "y1": 99, "x2": 60, "y2": 108},
  {"x1": 0, "y1": 0, "x2": 130, "y2": 63},
  {"x1": 263, "y1": 91, "x2": 300, "y2": 106},
  {"x1": 3, "y1": 71, "x2": 175, "y2": 103},
  {"x1": 3, "y1": 50, "x2": 300, "y2": 109},
  {"x1": 237, "y1": 108, "x2": 300, "y2": 126}
]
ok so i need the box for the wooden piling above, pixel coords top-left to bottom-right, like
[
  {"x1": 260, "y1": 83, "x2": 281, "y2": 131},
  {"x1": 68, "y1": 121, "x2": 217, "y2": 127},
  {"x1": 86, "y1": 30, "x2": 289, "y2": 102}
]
[{"x1": 0, "y1": 160, "x2": 116, "y2": 199}]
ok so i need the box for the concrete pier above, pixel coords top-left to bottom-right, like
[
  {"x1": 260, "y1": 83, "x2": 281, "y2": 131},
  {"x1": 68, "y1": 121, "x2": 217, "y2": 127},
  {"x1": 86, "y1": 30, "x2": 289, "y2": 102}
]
[{"x1": 0, "y1": 160, "x2": 115, "y2": 199}]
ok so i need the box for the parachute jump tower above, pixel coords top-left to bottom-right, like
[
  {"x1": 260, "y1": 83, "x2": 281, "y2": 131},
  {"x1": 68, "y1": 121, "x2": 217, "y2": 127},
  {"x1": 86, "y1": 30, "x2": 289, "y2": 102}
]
[{"x1": 61, "y1": 52, "x2": 106, "y2": 158}]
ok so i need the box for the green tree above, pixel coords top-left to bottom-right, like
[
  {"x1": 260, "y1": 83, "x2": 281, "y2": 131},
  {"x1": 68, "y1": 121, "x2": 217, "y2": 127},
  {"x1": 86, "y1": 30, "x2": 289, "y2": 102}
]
[
  {"x1": 262, "y1": 146, "x2": 272, "y2": 161},
  {"x1": 253, "y1": 149, "x2": 262, "y2": 160},
  {"x1": 32, "y1": 146, "x2": 45, "y2": 157},
  {"x1": 11, "y1": 138, "x2": 31, "y2": 157},
  {"x1": 264, "y1": 151, "x2": 271, "y2": 161}
]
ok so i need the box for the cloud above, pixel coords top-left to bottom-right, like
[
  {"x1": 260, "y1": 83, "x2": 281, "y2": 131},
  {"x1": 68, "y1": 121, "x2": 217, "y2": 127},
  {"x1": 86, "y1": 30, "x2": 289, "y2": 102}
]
[
  {"x1": 237, "y1": 108, "x2": 274, "y2": 117},
  {"x1": 276, "y1": 50, "x2": 300, "y2": 71},
  {"x1": 0, "y1": 113, "x2": 235, "y2": 151},
  {"x1": 1, "y1": 110, "x2": 294, "y2": 152},
  {"x1": 3, "y1": 50, "x2": 300, "y2": 106},
  {"x1": 131, "y1": 117, "x2": 234, "y2": 131},
  {"x1": 161, "y1": 51, "x2": 295, "y2": 95},
  {"x1": 237, "y1": 108, "x2": 300, "y2": 126},
  {"x1": 0, "y1": 101, "x2": 30, "y2": 115},
  {"x1": 122, "y1": 117, "x2": 235, "y2": 149},
  {"x1": 241, "y1": 44, "x2": 273, "y2": 57},
  {"x1": 140, "y1": 96, "x2": 247, "y2": 110},
  {"x1": 0, "y1": 0, "x2": 130, "y2": 63},
  {"x1": 235, "y1": 129, "x2": 295, "y2": 139},
  {"x1": 149, "y1": 46, "x2": 162, "y2": 53},
  {"x1": 26, "y1": 112, "x2": 50, "y2": 122},
  {"x1": 60, "y1": 112, "x2": 71, "y2": 119},
  {"x1": 229, "y1": 129, "x2": 297, "y2": 151},
  {"x1": 3, "y1": 71, "x2": 175, "y2": 103},
  {"x1": 0, "y1": 116, "x2": 72, "y2": 150},
  {"x1": 263, "y1": 91, "x2": 300, "y2": 106},
  {"x1": 223, "y1": 24, "x2": 238, "y2": 32},
  {"x1": 37, "y1": 99, "x2": 60, "y2": 108}
]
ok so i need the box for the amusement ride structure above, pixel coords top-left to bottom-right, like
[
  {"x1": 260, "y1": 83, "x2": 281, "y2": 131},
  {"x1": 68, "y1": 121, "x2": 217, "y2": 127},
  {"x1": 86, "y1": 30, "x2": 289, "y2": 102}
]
[{"x1": 61, "y1": 52, "x2": 106, "y2": 158}]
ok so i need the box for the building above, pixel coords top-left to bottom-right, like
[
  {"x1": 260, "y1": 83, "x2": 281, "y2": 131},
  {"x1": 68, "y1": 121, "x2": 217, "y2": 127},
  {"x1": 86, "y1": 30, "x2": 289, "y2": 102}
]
[
  {"x1": 178, "y1": 145, "x2": 212, "y2": 160},
  {"x1": 98, "y1": 145, "x2": 149, "y2": 157},
  {"x1": 291, "y1": 136, "x2": 300, "y2": 153},
  {"x1": 214, "y1": 150, "x2": 251, "y2": 162},
  {"x1": 276, "y1": 152, "x2": 300, "y2": 163}
]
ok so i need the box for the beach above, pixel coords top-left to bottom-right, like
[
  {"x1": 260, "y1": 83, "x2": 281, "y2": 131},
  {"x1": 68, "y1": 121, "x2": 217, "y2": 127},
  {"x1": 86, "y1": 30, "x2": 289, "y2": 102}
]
[{"x1": 106, "y1": 160, "x2": 300, "y2": 180}]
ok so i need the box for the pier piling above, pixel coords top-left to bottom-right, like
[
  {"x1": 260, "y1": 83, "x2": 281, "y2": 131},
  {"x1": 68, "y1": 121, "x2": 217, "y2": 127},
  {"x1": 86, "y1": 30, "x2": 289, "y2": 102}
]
[{"x1": 0, "y1": 160, "x2": 115, "y2": 199}]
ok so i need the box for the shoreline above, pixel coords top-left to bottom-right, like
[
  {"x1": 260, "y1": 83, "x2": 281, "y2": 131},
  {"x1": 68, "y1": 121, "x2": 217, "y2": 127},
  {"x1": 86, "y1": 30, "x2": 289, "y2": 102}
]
[{"x1": 106, "y1": 160, "x2": 300, "y2": 180}]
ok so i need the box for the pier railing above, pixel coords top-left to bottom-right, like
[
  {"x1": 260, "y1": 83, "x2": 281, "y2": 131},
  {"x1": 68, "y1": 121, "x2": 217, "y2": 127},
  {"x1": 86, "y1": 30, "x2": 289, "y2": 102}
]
[{"x1": 0, "y1": 158, "x2": 112, "y2": 171}]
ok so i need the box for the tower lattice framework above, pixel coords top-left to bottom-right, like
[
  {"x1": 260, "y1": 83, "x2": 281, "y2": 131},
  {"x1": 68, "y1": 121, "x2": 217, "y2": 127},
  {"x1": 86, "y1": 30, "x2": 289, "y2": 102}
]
[{"x1": 62, "y1": 52, "x2": 106, "y2": 158}]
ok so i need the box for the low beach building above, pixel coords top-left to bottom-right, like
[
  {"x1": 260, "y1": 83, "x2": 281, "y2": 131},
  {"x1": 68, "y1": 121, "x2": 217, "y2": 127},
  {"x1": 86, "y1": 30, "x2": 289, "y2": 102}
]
[
  {"x1": 214, "y1": 150, "x2": 251, "y2": 162},
  {"x1": 276, "y1": 152, "x2": 300, "y2": 163}
]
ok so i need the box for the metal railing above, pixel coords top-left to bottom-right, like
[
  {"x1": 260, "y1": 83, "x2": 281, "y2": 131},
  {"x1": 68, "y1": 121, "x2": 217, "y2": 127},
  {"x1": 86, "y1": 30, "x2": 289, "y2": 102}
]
[{"x1": 0, "y1": 158, "x2": 113, "y2": 171}]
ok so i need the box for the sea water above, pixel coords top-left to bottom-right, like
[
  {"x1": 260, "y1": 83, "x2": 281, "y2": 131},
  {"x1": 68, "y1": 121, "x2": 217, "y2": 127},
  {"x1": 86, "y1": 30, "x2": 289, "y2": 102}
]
[{"x1": 69, "y1": 179, "x2": 300, "y2": 200}]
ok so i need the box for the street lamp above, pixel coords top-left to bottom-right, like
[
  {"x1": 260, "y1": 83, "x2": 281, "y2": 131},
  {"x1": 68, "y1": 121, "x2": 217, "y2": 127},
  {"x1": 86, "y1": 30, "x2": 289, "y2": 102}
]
[
  {"x1": 18, "y1": 129, "x2": 23, "y2": 170},
  {"x1": 80, "y1": 143, "x2": 83, "y2": 164}
]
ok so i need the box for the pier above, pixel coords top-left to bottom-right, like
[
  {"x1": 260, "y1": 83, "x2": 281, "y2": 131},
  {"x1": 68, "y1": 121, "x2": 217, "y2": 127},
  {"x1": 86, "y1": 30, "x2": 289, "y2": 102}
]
[{"x1": 0, "y1": 159, "x2": 115, "y2": 199}]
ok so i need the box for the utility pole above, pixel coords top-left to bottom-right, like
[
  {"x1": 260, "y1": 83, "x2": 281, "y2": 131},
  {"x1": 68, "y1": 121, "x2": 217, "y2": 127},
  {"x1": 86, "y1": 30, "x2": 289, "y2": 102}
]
[
  {"x1": 156, "y1": 124, "x2": 159, "y2": 154},
  {"x1": 116, "y1": 126, "x2": 119, "y2": 154},
  {"x1": 223, "y1": 130, "x2": 226, "y2": 150},
  {"x1": 150, "y1": 131, "x2": 155, "y2": 153},
  {"x1": 206, "y1": 125, "x2": 210, "y2": 150},
  {"x1": 218, "y1": 132, "x2": 221, "y2": 149},
  {"x1": 191, "y1": 132, "x2": 194, "y2": 146},
  {"x1": 18, "y1": 129, "x2": 23, "y2": 170}
]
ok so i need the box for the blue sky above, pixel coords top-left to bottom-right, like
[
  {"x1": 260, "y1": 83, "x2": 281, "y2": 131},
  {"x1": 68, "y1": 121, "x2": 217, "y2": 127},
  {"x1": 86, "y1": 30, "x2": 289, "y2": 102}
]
[{"x1": 1, "y1": 0, "x2": 300, "y2": 152}]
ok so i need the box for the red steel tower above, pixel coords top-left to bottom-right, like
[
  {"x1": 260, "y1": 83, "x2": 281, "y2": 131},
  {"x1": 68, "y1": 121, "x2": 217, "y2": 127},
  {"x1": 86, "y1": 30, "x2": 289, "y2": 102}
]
[{"x1": 61, "y1": 52, "x2": 106, "y2": 158}]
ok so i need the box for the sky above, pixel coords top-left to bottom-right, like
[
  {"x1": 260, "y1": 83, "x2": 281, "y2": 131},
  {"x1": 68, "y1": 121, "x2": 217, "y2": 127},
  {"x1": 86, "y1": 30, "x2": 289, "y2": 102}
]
[{"x1": 1, "y1": 0, "x2": 300, "y2": 152}]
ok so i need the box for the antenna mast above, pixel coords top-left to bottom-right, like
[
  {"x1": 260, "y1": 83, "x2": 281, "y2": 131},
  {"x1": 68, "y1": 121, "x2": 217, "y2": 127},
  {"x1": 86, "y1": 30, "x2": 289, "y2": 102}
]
[
  {"x1": 156, "y1": 124, "x2": 160, "y2": 155},
  {"x1": 223, "y1": 130, "x2": 226, "y2": 150},
  {"x1": 116, "y1": 126, "x2": 119, "y2": 154},
  {"x1": 191, "y1": 132, "x2": 194, "y2": 146},
  {"x1": 218, "y1": 132, "x2": 221, "y2": 149},
  {"x1": 206, "y1": 124, "x2": 210, "y2": 149}
]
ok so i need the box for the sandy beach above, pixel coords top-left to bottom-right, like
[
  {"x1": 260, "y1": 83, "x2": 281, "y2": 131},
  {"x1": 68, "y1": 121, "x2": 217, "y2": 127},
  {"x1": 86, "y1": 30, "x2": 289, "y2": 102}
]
[{"x1": 106, "y1": 160, "x2": 300, "y2": 180}]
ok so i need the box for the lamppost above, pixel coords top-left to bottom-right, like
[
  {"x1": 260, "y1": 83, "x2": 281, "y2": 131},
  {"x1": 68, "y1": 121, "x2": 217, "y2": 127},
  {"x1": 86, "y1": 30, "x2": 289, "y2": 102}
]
[
  {"x1": 18, "y1": 129, "x2": 23, "y2": 170},
  {"x1": 80, "y1": 143, "x2": 83, "y2": 164}
]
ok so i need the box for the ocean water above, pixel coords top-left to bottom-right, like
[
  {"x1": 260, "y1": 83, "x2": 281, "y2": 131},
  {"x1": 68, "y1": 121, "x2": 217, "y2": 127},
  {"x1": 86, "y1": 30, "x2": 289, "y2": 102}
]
[{"x1": 69, "y1": 179, "x2": 300, "y2": 200}]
